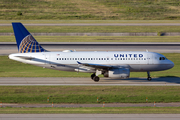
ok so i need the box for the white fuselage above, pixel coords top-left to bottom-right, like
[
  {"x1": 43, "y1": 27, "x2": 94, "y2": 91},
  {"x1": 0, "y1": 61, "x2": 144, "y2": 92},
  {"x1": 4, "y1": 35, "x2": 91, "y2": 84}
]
[{"x1": 9, "y1": 51, "x2": 174, "y2": 73}]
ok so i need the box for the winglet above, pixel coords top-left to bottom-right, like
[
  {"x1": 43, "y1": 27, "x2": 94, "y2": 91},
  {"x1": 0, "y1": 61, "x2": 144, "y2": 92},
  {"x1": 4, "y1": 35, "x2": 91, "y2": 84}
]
[{"x1": 12, "y1": 22, "x2": 47, "y2": 53}]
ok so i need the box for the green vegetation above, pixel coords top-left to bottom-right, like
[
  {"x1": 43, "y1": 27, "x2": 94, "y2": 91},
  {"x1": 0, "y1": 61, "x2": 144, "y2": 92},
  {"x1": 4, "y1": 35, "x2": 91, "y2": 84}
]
[
  {"x1": 0, "y1": 86, "x2": 180, "y2": 104},
  {"x1": 1, "y1": 107, "x2": 180, "y2": 114},
  {"x1": 0, "y1": 53, "x2": 179, "y2": 77},
  {"x1": 1, "y1": 36, "x2": 180, "y2": 42},
  {"x1": 1, "y1": 0, "x2": 180, "y2": 20},
  {"x1": 2, "y1": 26, "x2": 180, "y2": 33}
]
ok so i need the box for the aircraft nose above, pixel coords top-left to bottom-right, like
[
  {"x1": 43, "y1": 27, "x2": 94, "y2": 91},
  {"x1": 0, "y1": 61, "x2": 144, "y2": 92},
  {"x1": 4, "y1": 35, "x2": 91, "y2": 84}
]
[{"x1": 168, "y1": 60, "x2": 174, "y2": 69}]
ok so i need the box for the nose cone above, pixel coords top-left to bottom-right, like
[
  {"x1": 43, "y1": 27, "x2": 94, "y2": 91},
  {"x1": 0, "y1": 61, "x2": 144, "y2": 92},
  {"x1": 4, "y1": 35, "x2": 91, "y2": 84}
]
[{"x1": 168, "y1": 60, "x2": 174, "y2": 69}]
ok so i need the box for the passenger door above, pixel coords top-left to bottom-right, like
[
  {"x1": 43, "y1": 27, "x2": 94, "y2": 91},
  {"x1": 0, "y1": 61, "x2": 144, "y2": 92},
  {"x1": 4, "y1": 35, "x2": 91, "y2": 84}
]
[{"x1": 147, "y1": 53, "x2": 153, "y2": 64}]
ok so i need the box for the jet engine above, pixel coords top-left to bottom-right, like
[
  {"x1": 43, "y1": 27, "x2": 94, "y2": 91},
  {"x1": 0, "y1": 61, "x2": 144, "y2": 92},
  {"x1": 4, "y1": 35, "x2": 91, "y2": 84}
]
[{"x1": 103, "y1": 68, "x2": 130, "y2": 79}]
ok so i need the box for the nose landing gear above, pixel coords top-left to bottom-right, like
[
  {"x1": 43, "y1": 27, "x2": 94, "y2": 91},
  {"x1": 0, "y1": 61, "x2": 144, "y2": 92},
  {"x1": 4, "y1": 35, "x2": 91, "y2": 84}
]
[{"x1": 147, "y1": 71, "x2": 152, "y2": 81}]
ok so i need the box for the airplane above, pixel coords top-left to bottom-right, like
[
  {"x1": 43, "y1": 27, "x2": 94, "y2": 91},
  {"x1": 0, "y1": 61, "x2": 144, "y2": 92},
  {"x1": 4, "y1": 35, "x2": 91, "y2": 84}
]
[{"x1": 9, "y1": 22, "x2": 174, "y2": 82}]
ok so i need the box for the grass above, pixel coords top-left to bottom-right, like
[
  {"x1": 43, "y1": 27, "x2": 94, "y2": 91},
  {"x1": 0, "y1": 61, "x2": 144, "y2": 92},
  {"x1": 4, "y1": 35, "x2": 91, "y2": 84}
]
[
  {"x1": 1, "y1": 0, "x2": 180, "y2": 20},
  {"x1": 1, "y1": 26, "x2": 180, "y2": 33},
  {"x1": 1, "y1": 36, "x2": 180, "y2": 42},
  {"x1": 0, "y1": 86, "x2": 180, "y2": 104},
  {"x1": 1, "y1": 107, "x2": 180, "y2": 114},
  {"x1": 0, "y1": 53, "x2": 179, "y2": 78}
]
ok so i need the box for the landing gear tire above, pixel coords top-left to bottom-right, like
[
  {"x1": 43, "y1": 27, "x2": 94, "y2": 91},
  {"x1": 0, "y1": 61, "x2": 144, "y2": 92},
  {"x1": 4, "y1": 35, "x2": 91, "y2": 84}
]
[
  {"x1": 93, "y1": 76, "x2": 100, "y2": 82},
  {"x1": 147, "y1": 77, "x2": 152, "y2": 81},
  {"x1": 91, "y1": 73, "x2": 96, "y2": 80}
]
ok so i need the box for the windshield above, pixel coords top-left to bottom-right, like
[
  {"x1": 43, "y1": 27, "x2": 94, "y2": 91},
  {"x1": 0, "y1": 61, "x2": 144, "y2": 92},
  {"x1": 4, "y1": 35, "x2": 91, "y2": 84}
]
[{"x1": 159, "y1": 57, "x2": 167, "y2": 60}]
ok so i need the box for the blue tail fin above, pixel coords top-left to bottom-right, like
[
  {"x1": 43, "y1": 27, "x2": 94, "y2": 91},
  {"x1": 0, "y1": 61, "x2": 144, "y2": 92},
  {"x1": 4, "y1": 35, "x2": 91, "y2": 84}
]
[{"x1": 12, "y1": 22, "x2": 47, "y2": 53}]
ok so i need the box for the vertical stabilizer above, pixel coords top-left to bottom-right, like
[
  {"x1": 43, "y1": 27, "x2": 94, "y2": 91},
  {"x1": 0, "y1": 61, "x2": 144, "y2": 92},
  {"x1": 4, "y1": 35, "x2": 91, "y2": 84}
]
[{"x1": 12, "y1": 22, "x2": 46, "y2": 53}]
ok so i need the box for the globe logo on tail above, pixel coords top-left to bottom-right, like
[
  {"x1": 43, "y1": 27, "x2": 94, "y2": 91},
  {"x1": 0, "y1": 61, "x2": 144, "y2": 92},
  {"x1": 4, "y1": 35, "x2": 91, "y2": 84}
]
[{"x1": 19, "y1": 35, "x2": 46, "y2": 53}]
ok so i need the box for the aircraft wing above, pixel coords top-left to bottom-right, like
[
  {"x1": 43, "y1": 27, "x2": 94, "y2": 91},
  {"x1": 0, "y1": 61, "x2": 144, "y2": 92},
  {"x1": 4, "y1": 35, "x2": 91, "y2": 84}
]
[{"x1": 77, "y1": 61, "x2": 115, "y2": 70}]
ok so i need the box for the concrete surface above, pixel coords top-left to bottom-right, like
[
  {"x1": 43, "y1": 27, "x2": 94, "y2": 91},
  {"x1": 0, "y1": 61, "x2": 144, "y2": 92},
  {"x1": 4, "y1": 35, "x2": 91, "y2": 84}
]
[{"x1": 1, "y1": 114, "x2": 180, "y2": 120}]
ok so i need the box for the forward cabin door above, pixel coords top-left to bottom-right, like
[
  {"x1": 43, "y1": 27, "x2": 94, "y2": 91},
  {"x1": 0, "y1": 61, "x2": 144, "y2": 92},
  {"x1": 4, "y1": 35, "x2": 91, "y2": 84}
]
[{"x1": 147, "y1": 53, "x2": 153, "y2": 64}]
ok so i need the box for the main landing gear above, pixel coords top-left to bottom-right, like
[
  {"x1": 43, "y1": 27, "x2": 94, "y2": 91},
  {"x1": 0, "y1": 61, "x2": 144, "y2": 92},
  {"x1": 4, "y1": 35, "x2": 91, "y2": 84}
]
[
  {"x1": 91, "y1": 73, "x2": 99, "y2": 82},
  {"x1": 147, "y1": 71, "x2": 152, "y2": 81}
]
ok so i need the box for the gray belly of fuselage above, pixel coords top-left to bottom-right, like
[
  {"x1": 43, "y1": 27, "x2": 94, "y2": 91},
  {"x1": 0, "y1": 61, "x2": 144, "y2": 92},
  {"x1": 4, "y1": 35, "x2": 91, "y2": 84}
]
[
  {"x1": 129, "y1": 64, "x2": 171, "y2": 72},
  {"x1": 34, "y1": 63, "x2": 170, "y2": 73}
]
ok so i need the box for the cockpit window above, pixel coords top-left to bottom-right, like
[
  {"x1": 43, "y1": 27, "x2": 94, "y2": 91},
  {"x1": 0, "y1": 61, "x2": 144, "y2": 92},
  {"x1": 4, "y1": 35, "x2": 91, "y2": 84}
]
[{"x1": 159, "y1": 57, "x2": 167, "y2": 60}]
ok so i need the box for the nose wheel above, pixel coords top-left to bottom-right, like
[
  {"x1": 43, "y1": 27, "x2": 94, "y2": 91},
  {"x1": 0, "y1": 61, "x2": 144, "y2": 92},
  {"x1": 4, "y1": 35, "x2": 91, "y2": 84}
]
[
  {"x1": 147, "y1": 71, "x2": 152, "y2": 81},
  {"x1": 91, "y1": 73, "x2": 100, "y2": 82}
]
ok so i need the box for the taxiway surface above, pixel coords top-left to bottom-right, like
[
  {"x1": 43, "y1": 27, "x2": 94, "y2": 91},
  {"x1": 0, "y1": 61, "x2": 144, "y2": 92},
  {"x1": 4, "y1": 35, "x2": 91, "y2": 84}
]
[
  {"x1": 0, "y1": 42, "x2": 180, "y2": 55},
  {"x1": 0, "y1": 77, "x2": 180, "y2": 86},
  {"x1": 1, "y1": 114, "x2": 180, "y2": 120}
]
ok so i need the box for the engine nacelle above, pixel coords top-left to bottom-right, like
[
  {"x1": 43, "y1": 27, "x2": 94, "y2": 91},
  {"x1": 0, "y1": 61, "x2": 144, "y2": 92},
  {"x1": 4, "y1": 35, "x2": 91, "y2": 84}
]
[{"x1": 103, "y1": 68, "x2": 130, "y2": 79}]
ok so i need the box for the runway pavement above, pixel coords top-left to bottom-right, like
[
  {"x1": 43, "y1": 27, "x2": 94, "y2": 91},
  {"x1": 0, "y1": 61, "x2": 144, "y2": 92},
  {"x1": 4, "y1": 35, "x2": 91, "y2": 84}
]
[
  {"x1": 1, "y1": 114, "x2": 180, "y2": 120},
  {"x1": 0, "y1": 77, "x2": 180, "y2": 86},
  {"x1": 0, "y1": 42, "x2": 180, "y2": 55}
]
